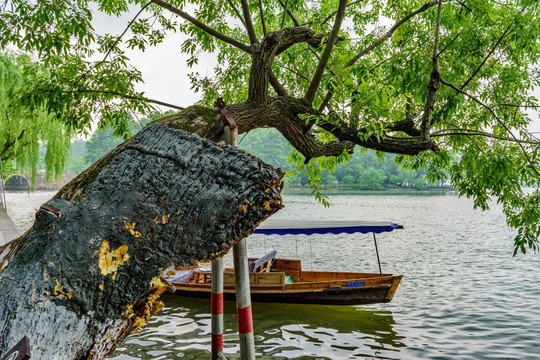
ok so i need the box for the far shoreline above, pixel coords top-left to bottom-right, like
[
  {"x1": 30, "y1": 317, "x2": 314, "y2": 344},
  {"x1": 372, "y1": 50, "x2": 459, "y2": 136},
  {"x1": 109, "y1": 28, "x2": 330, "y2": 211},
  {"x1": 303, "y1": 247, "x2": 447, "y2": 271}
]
[
  {"x1": 282, "y1": 187, "x2": 458, "y2": 196},
  {"x1": 7, "y1": 187, "x2": 459, "y2": 197}
]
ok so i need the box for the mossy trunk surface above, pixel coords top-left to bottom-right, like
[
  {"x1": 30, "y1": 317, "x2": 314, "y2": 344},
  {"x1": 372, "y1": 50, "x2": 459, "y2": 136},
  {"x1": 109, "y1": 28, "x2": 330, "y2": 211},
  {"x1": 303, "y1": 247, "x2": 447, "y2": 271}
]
[{"x1": 0, "y1": 123, "x2": 283, "y2": 359}]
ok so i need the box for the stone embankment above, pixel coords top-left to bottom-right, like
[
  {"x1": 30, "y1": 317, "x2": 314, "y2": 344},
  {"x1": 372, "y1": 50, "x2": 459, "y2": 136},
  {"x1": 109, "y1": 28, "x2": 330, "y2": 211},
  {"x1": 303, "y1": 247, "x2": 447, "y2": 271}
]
[{"x1": 5, "y1": 173, "x2": 76, "y2": 192}]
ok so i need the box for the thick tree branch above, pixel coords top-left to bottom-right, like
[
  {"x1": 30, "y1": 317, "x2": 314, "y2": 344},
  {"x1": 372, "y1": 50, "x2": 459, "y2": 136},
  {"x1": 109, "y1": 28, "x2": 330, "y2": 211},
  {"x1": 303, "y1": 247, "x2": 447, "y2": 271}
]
[
  {"x1": 304, "y1": 0, "x2": 348, "y2": 105},
  {"x1": 386, "y1": 118, "x2": 422, "y2": 137},
  {"x1": 284, "y1": 101, "x2": 436, "y2": 155},
  {"x1": 275, "y1": 27, "x2": 333, "y2": 55},
  {"x1": 317, "y1": 114, "x2": 436, "y2": 155},
  {"x1": 248, "y1": 27, "x2": 334, "y2": 103},
  {"x1": 248, "y1": 33, "x2": 280, "y2": 103},
  {"x1": 160, "y1": 97, "x2": 353, "y2": 159},
  {"x1": 240, "y1": 0, "x2": 258, "y2": 44},
  {"x1": 249, "y1": 99, "x2": 355, "y2": 159},
  {"x1": 160, "y1": 97, "x2": 439, "y2": 160},
  {"x1": 151, "y1": 0, "x2": 251, "y2": 53},
  {"x1": 274, "y1": 118, "x2": 354, "y2": 161}
]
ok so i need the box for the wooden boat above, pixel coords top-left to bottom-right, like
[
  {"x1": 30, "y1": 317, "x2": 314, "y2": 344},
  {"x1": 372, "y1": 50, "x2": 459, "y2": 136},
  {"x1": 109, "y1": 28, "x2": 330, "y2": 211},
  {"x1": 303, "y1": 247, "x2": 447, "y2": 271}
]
[{"x1": 162, "y1": 220, "x2": 403, "y2": 305}]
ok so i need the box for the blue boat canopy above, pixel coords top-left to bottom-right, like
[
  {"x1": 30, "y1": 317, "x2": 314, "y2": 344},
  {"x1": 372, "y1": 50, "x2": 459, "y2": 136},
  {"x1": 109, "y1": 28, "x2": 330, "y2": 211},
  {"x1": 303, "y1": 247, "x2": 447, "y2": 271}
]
[{"x1": 253, "y1": 219, "x2": 400, "y2": 236}]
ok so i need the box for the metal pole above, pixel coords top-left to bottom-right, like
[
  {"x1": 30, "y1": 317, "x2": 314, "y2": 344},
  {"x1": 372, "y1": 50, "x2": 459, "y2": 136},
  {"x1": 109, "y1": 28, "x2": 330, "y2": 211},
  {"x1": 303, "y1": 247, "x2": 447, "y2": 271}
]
[
  {"x1": 215, "y1": 97, "x2": 256, "y2": 359},
  {"x1": 373, "y1": 233, "x2": 382, "y2": 276},
  {"x1": 233, "y1": 238, "x2": 256, "y2": 360},
  {"x1": 309, "y1": 237, "x2": 313, "y2": 271},
  {"x1": 211, "y1": 258, "x2": 225, "y2": 360}
]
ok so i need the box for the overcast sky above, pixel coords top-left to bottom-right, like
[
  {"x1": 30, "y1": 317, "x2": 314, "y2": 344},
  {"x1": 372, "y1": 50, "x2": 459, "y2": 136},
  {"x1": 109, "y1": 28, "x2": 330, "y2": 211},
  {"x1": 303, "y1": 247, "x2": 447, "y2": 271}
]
[
  {"x1": 92, "y1": 13, "x2": 207, "y2": 109},
  {"x1": 92, "y1": 7, "x2": 540, "y2": 135}
]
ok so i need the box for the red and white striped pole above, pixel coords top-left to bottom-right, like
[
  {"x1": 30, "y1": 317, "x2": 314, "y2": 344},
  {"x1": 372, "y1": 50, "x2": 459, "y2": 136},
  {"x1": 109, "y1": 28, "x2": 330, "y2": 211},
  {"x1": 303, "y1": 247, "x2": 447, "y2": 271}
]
[
  {"x1": 211, "y1": 258, "x2": 225, "y2": 360},
  {"x1": 233, "y1": 238, "x2": 256, "y2": 359}
]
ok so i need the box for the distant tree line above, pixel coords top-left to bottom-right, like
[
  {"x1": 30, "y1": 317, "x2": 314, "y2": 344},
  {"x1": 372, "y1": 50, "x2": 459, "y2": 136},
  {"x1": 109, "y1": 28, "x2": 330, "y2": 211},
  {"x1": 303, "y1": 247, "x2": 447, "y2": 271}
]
[
  {"x1": 66, "y1": 126, "x2": 450, "y2": 191},
  {"x1": 240, "y1": 129, "x2": 452, "y2": 190},
  {"x1": 64, "y1": 115, "x2": 156, "y2": 175}
]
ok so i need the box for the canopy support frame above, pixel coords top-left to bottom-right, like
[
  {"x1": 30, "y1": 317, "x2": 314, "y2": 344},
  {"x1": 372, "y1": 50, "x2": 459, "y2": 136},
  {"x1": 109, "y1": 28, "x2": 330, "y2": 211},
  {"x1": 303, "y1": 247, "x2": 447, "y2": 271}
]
[{"x1": 373, "y1": 233, "x2": 382, "y2": 276}]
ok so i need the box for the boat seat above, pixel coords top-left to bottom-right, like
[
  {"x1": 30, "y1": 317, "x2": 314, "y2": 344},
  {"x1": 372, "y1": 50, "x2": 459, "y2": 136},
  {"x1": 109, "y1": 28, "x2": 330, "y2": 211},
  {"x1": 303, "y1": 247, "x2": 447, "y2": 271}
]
[
  {"x1": 193, "y1": 266, "x2": 213, "y2": 283},
  {"x1": 162, "y1": 266, "x2": 194, "y2": 284},
  {"x1": 249, "y1": 250, "x2": 277, "y2": 273}
]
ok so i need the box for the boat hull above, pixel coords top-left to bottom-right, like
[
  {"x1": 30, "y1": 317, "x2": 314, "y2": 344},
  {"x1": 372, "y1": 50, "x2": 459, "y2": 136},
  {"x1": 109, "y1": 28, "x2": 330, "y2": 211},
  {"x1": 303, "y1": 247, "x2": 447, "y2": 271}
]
[
  {"x1": 167, "y1": 275, "x2": 402, "y2": 305},
  {"x1": 163, "y1": 259, "x2": 402, "y2": 305}
]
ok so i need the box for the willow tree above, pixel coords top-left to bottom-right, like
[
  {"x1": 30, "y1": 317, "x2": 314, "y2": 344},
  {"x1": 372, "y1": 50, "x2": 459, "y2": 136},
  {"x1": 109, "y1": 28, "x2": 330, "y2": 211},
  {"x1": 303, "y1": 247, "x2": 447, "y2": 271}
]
[
  {"x1": 0, "y1": 53, "x2": 73, "y2": 183},
  {"x1": 1, "y1": 2, "x2": 539, "y2": 240}
]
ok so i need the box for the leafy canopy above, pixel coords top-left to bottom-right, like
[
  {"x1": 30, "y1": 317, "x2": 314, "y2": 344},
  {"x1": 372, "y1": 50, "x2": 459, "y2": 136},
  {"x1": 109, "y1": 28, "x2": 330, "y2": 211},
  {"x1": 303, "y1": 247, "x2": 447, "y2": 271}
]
[
  {"x1": 0, "y1": 53, "x2": 72, "y2": 182},
  {"x1": 1, "y1": 0, "x2": 539, "y2": 254}
]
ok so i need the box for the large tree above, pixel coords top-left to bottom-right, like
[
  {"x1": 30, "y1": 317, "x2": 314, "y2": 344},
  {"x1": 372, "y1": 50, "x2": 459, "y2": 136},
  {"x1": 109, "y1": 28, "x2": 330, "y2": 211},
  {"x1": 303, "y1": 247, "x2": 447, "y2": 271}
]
[{"x1": 1, "y1": 1, "x2": 539, "y2": 249}]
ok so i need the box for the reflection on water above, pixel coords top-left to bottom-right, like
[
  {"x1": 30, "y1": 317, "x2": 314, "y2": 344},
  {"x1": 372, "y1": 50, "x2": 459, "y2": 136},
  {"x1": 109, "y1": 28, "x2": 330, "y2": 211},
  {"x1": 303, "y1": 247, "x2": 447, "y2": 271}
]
[
  {"x1": 109, "y1": 295, "x2": 404, "y2": 360},
  {"x1": 8, "y1": 192, "x2": 540, "y2": 359}
]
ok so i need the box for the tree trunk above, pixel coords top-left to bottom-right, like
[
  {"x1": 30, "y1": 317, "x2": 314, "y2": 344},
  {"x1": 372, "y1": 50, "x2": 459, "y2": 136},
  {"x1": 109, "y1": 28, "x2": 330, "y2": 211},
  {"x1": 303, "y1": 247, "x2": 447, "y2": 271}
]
[{"x1": 0, "y1": 123, "x2": 283, "y2": 359}]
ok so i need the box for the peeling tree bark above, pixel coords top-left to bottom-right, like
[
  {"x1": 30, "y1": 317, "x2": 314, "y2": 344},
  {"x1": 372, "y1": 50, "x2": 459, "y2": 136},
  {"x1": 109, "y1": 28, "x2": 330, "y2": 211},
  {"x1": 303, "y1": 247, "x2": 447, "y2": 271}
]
[{"x1": 0, "y1": 123, "x2": 283, "y2": 359}]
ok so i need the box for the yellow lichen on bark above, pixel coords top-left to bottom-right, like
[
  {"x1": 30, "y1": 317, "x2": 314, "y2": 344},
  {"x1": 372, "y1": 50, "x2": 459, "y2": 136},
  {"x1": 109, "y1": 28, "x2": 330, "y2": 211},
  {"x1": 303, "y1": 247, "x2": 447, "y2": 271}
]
[
  {"x1": 51, "y1": 280, "x2": 73, "y2": 300},
  {"x1": 97, "y1": 240, "x2": 130, "y2": 277},
  {"x1": 121, "y1": 277, "x2": 166, "y2": 334},
  {"x1": 124, "y1": 221, "x2": 142, "y2": 238},
  {"x1": 154, "y1": 214, "x2": 171, "y2": 225}
]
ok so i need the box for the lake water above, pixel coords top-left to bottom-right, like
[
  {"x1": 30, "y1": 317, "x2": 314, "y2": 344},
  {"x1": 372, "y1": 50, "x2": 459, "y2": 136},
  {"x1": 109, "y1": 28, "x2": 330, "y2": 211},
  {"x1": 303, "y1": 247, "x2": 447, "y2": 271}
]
[{"x1": 6, "y1": 192, "x2": 540, "y2": 359}]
